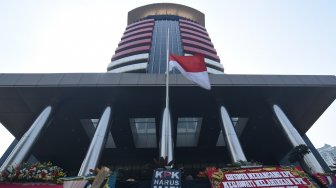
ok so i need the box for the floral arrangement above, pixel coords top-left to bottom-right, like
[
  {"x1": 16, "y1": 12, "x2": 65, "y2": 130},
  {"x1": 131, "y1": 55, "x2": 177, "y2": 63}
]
[
  {"x1": 197, "y1": 167, "x2": 216, "y2": 178},
  {"x1": 0, "y1": 162, "x2": 66, "y2": 184},
  {"x1": 197, "y1": 161, "x2": 263, "y2": 178},
  {"x1": 288, "y1": 144, "x2": 311, "y2": 163},
  {"x1": 226, "y1": 160, "x2": 262, "y2": 167}
]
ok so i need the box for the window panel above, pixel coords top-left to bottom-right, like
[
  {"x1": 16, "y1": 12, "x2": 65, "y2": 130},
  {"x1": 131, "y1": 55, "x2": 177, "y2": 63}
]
[
  {"x1": 130, "y1": 118, "x2": 157, "y2": 148},
  {"x1": 148, "y1": 20, "x2": 183, "y2": 73},
  {"x1": 176, "y1": 117, "x2": 202, "y2": 147}
]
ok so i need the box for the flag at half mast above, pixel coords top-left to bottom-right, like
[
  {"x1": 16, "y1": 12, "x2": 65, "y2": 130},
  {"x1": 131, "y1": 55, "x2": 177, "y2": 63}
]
[{"x1": 169, "y1": 54, "x2": 211, "y2": 90}]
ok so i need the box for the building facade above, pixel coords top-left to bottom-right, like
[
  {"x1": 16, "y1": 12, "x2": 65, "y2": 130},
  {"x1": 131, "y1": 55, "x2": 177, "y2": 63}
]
[
  {"x1": 107, "y1": 3, "x2": 223, "y2": 74},
  {"x1": 318, "y1": 144, "x2": 336, "y2": 167},
  {"x1": 0, "y1": 3, "x2": 336, "y2": 181}
]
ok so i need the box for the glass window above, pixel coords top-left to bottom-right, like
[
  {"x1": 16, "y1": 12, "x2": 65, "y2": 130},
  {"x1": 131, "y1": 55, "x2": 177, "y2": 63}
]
[
  {"x1": 176, "y1": 117, "x2": 202, "y2": 147},
  {"x1": 130, "y1": 118, "x2": 157, "y2": 148},
  {"x1": 147, "y1": 20, "x2": 183, "y2": 73}
]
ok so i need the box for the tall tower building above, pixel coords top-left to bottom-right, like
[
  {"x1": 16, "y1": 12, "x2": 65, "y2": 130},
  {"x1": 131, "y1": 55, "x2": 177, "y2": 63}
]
[
  {"x1": 0, "y1": 3, "x2": 335, "y2": 182},
  {"x1": 107, "y1": 3, "x2": 224, "y2": 74}
]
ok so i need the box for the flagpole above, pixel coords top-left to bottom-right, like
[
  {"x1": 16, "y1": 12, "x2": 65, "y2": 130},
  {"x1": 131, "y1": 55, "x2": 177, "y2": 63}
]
[
  {"x1": 165, "y1": 28, "x2": 173, "y2": 164},
  {"x1": 159, "y1": 27, "x2": 173, "y2": 163},
  {"x1": 166, "y1": 29, "x2": 169, "y2": 110},
  {"x1": 165, "y1": 28, "x2": 170, "y2": 160}
]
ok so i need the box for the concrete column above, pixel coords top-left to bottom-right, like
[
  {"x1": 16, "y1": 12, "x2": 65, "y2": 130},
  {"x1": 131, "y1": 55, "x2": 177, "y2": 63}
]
[
  {"x1": 219, "y1": 106, "x2": 247, "y2": 163},
  {"x1": 273, "y1": 104, "x2": 324, "y2": 173},
  {"x1": 0, "y1": 106, "x2": 52, "y2": 171},
  {"x1": 160, "y1": 107, "x2": 173, "y2": 163},
  {"x1": 78, "y1": 106, "x2": 112, "y2": 176}
]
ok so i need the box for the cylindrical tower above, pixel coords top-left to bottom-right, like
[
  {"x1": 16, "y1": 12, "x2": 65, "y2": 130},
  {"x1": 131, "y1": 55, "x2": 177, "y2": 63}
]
[{"x1": 107, "y1": 3, "x2": 224, "y2": 74}]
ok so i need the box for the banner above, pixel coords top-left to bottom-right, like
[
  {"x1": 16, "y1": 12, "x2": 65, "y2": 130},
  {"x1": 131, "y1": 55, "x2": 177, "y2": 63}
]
[
  {"x1": 312, "y1": 173, "x2": 336, "y2": 187},
  {"x1": 151, "y1": 169, "x2": 181, "y2": 188},
  {"x1": 0, "y1": 183, "x2": 63, "y2": 188},
  {"x1": 207, "y1": 166, "x2": 315, "y2": 188}
]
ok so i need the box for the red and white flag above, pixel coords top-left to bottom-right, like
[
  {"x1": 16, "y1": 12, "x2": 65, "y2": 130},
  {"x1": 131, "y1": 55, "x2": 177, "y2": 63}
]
[{"x1": 169, "y1": 54, "x2": 211, "y2": 90}]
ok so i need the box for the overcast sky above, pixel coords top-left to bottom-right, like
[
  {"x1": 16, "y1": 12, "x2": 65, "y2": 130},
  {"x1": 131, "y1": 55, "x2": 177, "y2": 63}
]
[{"x1": 0, "y1": 0, "x2": 335, "y2": 158}]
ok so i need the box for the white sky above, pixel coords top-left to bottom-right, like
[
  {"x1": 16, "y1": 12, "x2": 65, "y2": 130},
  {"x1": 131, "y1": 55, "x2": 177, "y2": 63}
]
[{"x1": 0, "y1": 0, "x2": 335, "y2": 158}]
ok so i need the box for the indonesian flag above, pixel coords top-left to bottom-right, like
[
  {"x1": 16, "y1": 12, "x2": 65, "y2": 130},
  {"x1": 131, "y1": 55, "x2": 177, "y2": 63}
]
[{"x1": 169, "y1": 54, "x2": 211, "y2": 90}]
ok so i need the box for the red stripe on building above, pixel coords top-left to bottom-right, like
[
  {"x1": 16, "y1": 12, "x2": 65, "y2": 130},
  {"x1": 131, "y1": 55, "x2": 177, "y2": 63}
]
[
  {"x1": 112, "y1": 46, "x2": 150, "y2": 61},
  {"x1": 119, "y1": 33, "x2": 152, "y2": 45},
  {"x1": 181, "y1": 33, "x2": 213, "y2": 47},
  {"x1": 180, "y1": 23, "x2": 208, "y2": 35},
  {"x1": 126, "y1": 19, "x2": 154, "y2": 29},
  {"x1": 116, "y1": 39, "x2": 152, "y2": 53},
  {"x1": 180, "y1": 28, "x2": 210, "y2": 40},
  {"x1": 122, "y1": 27, "x2": 153, "y2": 39},
  {"x1": 184, "y1": 46, "x2": 220, "y2": 62},
  {"x1": 180, "y1": 19, "x2": 206, "y2": 30},
  {"x1": 182, "y1": 39, "x2": 217, "y2": 54},
  {"x1": 124, "y1": 22, "x2": 154, "y2": 34}
]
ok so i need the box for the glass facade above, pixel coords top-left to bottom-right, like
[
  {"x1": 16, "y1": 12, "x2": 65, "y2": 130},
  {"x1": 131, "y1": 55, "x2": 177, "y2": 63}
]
[
  {"x1": 147, "y1": 20, "x2": 183, "y2": 73},
  {"x1": 130, "y1": 118, "x2": 157, "y2": 148},
  {"x1": 176, "y1": 117, "x2": 202, "y2": 147}
]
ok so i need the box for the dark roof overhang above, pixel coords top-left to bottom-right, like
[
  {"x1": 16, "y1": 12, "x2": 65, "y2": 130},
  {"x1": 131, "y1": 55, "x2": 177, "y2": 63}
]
[{"x1": 0, "y1": 73, "x2": 335, "y2": 139}]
